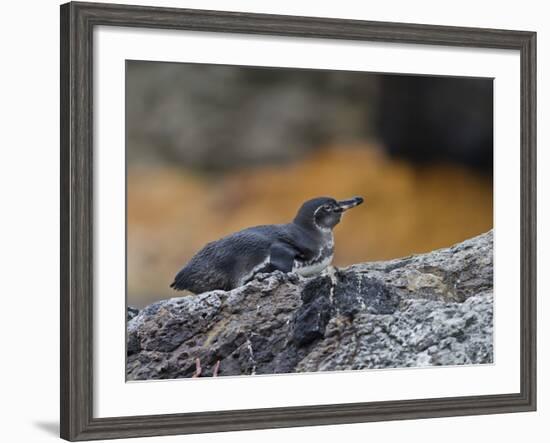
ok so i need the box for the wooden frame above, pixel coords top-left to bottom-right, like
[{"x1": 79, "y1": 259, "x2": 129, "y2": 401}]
[{"x1": 60, "y1": 1, "x2": 537, "y2": 440}]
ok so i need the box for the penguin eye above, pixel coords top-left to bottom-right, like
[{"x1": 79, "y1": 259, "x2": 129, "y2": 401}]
[{"x1": 322, "y1": 205, "x2": 332, "y2": 212}]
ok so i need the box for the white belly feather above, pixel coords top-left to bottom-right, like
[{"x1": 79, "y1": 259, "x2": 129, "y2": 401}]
[{"x1": 293, "y1": 254, "x2": 333, "y2": 277}]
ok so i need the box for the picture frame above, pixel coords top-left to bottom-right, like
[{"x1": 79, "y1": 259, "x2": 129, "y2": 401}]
[{"x1": 60, "y1": 1, "x2": 536, "y2": 441}]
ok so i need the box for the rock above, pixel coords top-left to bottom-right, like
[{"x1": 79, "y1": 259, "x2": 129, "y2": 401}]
[
  {"x1": 127, "y1": 230, "x2": 493, "y2": 380},
  {"x1": 127, "y1": 306, "x2": 140, "y2": 321}
]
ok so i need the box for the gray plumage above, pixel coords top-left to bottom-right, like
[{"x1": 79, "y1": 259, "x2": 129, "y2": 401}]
[{"x1": 170, "y1": 196, "x2": 363, "y2": 294}]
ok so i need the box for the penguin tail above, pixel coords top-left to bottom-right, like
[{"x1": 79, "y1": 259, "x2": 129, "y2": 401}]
[
  {"x1": 170, "y1": 268, "x2": 189, "y2": 291},
  {"x1": 169, "y1": 279, "x2": 187, "y2": 291},
  {"x1": 169, "y1": 281, "x2": 180, "y2": 290}
]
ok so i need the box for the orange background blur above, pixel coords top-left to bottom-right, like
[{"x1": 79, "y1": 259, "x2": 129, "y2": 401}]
[
  {"x1": 128, "y1": 145, "x2": 492, "y2": 307},
  {"x1": 126, "y1": 62, "x2": 493, "y2": 307}
]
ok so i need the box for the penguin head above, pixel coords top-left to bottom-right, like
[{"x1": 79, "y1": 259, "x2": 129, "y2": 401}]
[{"x1": 294, "y1": 196, "x2": 364, "y2": 231}]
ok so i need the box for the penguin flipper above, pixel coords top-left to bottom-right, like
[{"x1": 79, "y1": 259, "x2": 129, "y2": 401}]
[{"x1": 268, "y1": 241, "x2": 299, "y2": 273}]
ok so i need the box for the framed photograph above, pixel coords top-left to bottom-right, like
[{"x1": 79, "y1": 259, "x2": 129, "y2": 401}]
[{"x1": 60, "y1": 1, "x2": 536, "y2": 440}]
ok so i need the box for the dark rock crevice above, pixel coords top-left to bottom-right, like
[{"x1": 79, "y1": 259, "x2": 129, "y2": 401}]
[{"x1": 127, "y1": 230, "x2": 493, "y2": 380}]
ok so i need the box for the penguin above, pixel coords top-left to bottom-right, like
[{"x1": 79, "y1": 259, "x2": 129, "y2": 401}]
[{"x1": 170, "y1": 196, "x2": 364, "y2": 294}]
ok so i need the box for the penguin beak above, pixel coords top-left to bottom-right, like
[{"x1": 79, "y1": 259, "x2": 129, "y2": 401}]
[{"x1": 336, "y1": 196, "x2": 364, "y2": 212}]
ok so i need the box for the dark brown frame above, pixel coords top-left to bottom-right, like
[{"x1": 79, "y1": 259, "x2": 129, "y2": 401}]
[{"x1": 60, "y1": 1, "x2": 537, "y2": 441}]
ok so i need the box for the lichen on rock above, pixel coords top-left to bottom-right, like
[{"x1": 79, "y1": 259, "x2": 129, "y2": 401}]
[{"x1": 127, "y1": 230, "x2": 493, "y2": 380}]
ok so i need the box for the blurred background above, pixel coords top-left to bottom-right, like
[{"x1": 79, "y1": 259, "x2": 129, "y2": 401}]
[{"x1": 126, "y1": 61, "x2": 493, "y2": 308}]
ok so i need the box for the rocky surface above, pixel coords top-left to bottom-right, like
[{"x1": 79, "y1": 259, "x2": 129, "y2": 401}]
[{"x1": 127, "y1": 231, "x2": 493, "y2": 380}]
